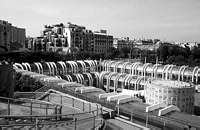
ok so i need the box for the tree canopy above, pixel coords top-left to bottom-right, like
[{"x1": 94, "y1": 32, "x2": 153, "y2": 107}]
[{"x1": 157, "y1": 43, "x2": 200, "y2": 66}]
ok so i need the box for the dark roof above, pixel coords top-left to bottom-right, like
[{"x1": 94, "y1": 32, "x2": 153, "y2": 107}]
[{"x1": 166, "y1": 111, "x2": 200, "y2": 127}]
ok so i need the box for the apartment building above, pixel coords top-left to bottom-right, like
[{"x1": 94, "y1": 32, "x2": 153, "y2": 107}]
[
  {"x1": 33, "y1": 22, "x2": 113, "y2": 54},
  {"x1": 93, "y1": 30, "x2": 113, "y2": 54},
  {"x1": 0, "y1": 20, "x2": 25, "y2": 51}
]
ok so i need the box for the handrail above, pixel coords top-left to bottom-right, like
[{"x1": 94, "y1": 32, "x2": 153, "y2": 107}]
[
  {"x1": 0, "y1": 110, "x2": 103, "y2": 129},
  {"x1": 0, "y1": 97, "x2": 53, "y2": 106},
  {"x1": 14, "y1": 92, "x2": 44, "y2": 94},
  {"x1": 0, "y1": 96, "x2": 54, "y2": 105},
  {"x1": 0, "y1": 107, "x2": 101, "y2": 119},
  {"x1": 14, "y1": 104, "x2": 55, "y2": 109},
  {"x1": 0, "y1": 115, "x2": 103, "y2": 129},
  {"x1": 0, "y1": 96, "x2": 58, "y2": 109}
]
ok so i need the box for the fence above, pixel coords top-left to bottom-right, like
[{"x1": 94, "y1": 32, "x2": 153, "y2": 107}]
[
  {"x1": 0, "y1": 110, "x2": 103, "y2": 130},
  {"x1": 0, "y1": 96, "x2": 58, "y2": 117},
  {"x1": 118, "y1": 106, "x2": 200, "y2": 130},
  {"x1": 0, "y1": 93, "x2": 104, "y2": 129}
]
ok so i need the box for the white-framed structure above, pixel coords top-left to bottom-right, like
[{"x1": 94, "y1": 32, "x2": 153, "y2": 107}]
[
  {"x1": 144, "y1": 79, "x2": 195, "y2": 113},
  {"x1": 100, "y1": 60, "x2": 200, "y2": 84}
]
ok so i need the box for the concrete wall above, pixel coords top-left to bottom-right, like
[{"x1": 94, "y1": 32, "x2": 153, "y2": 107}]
[{"x1": 0, "y1": 64, "x2": 15, "y2": 98}]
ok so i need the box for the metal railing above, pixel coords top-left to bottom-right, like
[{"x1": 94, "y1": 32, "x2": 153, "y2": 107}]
[
  {"x1": 0, "y1": 108, "x2": 103, "y2": 129},
  {"x1": 0, "y1": 93, "x2": 104, "y2": 129},
  {"x1": 0, "y1": 96, "x2": 58, "y2": 117},
  {"x1": 14, "y1": 91, "x2": 44, "y2": 99},
  {"x1": 118, "y1": 106, "x2": 200, "y2": 130},
  {"x1": 0, "y1": 111, "x2": 103, "y2": 130}
]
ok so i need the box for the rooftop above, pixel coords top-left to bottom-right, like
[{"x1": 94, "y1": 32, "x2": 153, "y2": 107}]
[{"x1": 150, "y1": 80, "x2": 193, "y2": 89}]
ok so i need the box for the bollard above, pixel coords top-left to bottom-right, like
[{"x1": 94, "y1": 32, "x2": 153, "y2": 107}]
[
  {"x1": 74, "y1": 118, "x2": 77, "y2": 130},
  {"x1": 83, "y1": 102, "x2": 85, "y2": 112},
  {"x1": 92, "y1": 111, "x2": 96, "y2": 129},
  {"x1": 101, "y1": 107, "x2": 103, "y2": 115},
  {"x1": 7, "y1": 99, "x2": 10, "y2": 115},
  {"x1": 146, "y1": 112, "x2": 149, "y2": 128},
  {"x1": 89, "y1": 103, "x2": 91, "y2": 113},
  {"x1": 117, "y1": 105, "x2": 120, "y2": 116},
  {"x1": 35, "y1": 118, "x2": 38, "y2": 130},
  {"x1": 59, "y1": 106, "x2": 62, "y2": 120},
  {"x1": 60, "y1": 95, "x2": 62, "y2": 105},
  {"x1": 130, "y1": 112, "x2": 133, "y2": 122},
  {"x1": 96, "y1": 104, "x2": 99, "y2": 116},
  {"x1": 72, "y1": 98, "x2": 74, "y2": 107}
]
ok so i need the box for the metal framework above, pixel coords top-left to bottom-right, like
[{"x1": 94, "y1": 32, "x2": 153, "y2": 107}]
[{"x1": 100, "y1": 60, "x2": 200, "y2": 84}]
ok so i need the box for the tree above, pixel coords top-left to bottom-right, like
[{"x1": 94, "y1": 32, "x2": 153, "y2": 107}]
[
  {"x1": 118, "y1": 47, "x2": 130, "y2": 58},
  {"x1": 106, "y1": 47, "x2": 119, "y2": 59},
  {"x1": 191, "y1": 46, "x2": 200, "y2": 59},
  {"x1": 166, "y1": 56, "x2": 175, "y2": 64},
  {"x1": 174, "y1": 55, "x2": 185, "y2": 66},
  {"x1": 130, "y1": 47, "x2": 140, "y2": 58},
  {"x1": 157, "y1": 44, "x2": 169, "y2": 62}
]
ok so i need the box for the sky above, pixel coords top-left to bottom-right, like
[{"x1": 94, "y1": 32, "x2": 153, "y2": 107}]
[{"x1": 0, "y1": 0, "x2": 200, "y2": 42}]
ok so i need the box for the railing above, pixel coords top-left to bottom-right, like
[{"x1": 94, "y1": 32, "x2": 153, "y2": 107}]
[
  {"x1": 41, "y1": 90, "x2": 102, "y2": 116},
  {"x1": 42, "y1": 84, "x2": 116, "y2": 110},
  {"x1": 0, "y1": 93, "x2": 104, "y2": 129},
  {"x1": 37, "y1": 86, "x2": 200, "y2": 130},
  {"x1": 0, "y1": 96, "x2": 58, "y2": 117},
  {"x1": 13, "y1": 68, "x2": 200, "y2": 129},
  {"x1": 118, "y1": 106, "x2": 200, "y2": 130},
  {"x1": 14, "y1": 92, "x2": 45, "y2": 99},
  {"x1": 53, "y1": 86, "x2": 200, "y2": 130},
  {"x1": 0, "y1": 110, "x2": 103, "y2": 129}
]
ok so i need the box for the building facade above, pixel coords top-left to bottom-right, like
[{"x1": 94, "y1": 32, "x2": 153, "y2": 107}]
[
  {"x1": 93, "y1": 31, "x2": 113, "y2": 54},
  {"x1": 0, "y1": 20, "x2": 25, "y2": 51},
  {"x1": 113, "y1": 37, "x2": 134, "y2": 50},
  {"x1": 25, "y1": 37, "x2": 34, "y2": 50},
  {"x1": 145, "y1": 80, "x2": 195, "y2": 113},
  {"x1": 32, "y1": 22, "x2": 113, "y2": 54}
]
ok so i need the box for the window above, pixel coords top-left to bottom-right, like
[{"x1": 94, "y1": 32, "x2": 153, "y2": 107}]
[
  {"x1": 130, "y1": 84, "x2": 135, "y2": 90},
  {"x1": 139, "y1": 85, "x2": 144, "y2": 90},
  {"x1": 158, "y1": 74, "x2": 162, "y2": 78},
  {"x1": 118, "y1": 81, "x2": 122, "y2": 88},
  {"x1": 117, "y1": 68, "x2": 121, "y2": 73},
  {"x1": 110, "y1": 80, "x2": 114, "y2": 87},
  {"x1": 125, "y1": 69, "x2": 129, "y2": 73},
  {"x1": 124, "y1": 85, "x2": 129, "y2": 89},
  {"x1": 103, "y1": 79, "x2": 107, "y2": 85}
]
